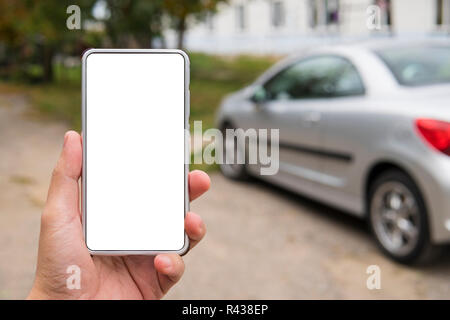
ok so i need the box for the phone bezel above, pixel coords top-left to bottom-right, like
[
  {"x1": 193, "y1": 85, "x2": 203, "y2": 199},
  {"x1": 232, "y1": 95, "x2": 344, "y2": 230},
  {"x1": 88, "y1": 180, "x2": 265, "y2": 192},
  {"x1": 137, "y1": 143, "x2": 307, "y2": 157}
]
[{"x1": 81, "y1": 49, "x2": 190, "y2": 255}]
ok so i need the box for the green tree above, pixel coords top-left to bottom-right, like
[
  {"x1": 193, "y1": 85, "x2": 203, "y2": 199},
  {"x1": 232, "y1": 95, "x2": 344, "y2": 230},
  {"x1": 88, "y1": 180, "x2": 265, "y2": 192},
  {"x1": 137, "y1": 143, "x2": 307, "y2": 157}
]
[
  {"x1": 27, "y1": 0, "x2": 98, "y2": 81},
  {"x1": 0, "y1": 1, "x2": 32, "y2": 80},
  {"x1": 0, "y1": 0, "x2": 95, "y2": 82},
  {"x1": 103, "y1": 0, "x2": 164, "y2": 48},
  {"x1": 164, "y1": 0, "x2": 228, "y2": 49}
]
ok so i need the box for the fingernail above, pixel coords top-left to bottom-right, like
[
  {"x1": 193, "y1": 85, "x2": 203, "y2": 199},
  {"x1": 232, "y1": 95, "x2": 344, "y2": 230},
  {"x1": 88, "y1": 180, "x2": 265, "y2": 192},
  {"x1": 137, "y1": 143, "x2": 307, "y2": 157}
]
[
  {"x1": 158, "y1": 256, "x2": 172, "y2": 271},
  {"x1": 63, "y1": 132, "x2": 69, "y2": 147}
]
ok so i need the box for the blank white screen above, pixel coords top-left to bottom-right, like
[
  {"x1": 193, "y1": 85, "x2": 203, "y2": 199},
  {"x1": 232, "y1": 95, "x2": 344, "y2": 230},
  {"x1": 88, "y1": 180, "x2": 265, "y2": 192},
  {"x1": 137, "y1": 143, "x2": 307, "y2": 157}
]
[{"x1": 85, "y1": 52, "x2": 186, "y2": 252}]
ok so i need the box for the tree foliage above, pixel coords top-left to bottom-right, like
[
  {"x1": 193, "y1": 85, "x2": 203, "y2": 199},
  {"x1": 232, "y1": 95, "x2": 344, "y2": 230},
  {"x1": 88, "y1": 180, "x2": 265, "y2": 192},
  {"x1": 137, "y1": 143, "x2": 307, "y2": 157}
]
[
  {"x1": 103, "y1": 0, "x2": 164, "y2": 48},
  {"x1": 0, "y1": 0, "x2": 229, "y2": 82},
  {"x1": 0, "y1": 0, "x2": 95, "y2": 81},
  {"x1": 164, "y1": 0, "x2": 228, "y2": 48}
]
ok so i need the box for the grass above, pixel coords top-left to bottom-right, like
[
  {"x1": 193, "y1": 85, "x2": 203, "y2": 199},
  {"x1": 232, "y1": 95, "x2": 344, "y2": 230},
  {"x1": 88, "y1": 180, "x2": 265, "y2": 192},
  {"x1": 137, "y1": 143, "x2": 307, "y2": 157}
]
[
  {"x1": 189, "y1": 53, "x2": 277, "y2": 130},
  {"x1": 29, "y1": 83, "x2": 82, "y2": 129},
  {"x1": 9, "y1": 175, "x2": 35, "y2": 185},
  {"x1": 0, "y1": 52, "x2": 278, "y2": 172}
]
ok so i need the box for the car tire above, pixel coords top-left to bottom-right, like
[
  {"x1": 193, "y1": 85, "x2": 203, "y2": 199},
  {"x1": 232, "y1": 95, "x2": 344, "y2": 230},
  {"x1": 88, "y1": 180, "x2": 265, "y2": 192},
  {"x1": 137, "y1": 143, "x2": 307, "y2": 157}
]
[
  {"x1": 368, "y1": 169, "x2": 437, "y2": 265},
  {"x1": 219, "y1": 124, "x2": 249, "y2": 180}
]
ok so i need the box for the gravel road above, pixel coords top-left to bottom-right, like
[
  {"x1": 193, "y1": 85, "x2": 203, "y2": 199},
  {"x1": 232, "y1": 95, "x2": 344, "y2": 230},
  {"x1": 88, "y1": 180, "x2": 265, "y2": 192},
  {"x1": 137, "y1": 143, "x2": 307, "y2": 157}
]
[{"x1": 1, "y1": 94, "x2": 449, "y2": 299}]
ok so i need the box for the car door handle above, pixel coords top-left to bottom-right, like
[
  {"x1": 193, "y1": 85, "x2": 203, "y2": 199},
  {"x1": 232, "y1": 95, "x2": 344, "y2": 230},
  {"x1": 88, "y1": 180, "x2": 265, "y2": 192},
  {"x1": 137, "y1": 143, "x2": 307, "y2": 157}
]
[{"x1": 254, "y1": 101, "x2": 268, "y2": 111}]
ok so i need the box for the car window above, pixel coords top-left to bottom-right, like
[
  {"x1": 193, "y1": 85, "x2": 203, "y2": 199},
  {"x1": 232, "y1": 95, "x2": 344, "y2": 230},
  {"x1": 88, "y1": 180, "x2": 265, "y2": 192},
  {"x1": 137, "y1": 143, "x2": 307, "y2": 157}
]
[
  {"x1": 375, "y1": 46, "x2": 450, "y2": 86},
  {"x1": 263, "y1": 56, "x2": 365, "y2": 100}
]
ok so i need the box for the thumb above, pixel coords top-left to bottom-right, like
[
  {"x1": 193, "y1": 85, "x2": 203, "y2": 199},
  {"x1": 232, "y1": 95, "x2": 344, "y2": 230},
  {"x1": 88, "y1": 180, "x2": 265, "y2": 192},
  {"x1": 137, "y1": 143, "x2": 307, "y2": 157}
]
[{"x1": 43, "y1": 131, "x2": 82, "y2": 225}]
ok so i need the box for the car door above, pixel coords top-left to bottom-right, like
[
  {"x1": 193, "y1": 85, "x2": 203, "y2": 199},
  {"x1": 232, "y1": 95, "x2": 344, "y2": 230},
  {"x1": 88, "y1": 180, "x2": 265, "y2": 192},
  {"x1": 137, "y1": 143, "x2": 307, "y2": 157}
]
[
  {"x1": 314, "y1": 57, "x2": 367, "y2": 212},
  {"x1": 245, "y1": 55, "x2": 366, "y2": 200},
  {"x1": 245, "y1": 56, "x2": 338, "y2": 193}
]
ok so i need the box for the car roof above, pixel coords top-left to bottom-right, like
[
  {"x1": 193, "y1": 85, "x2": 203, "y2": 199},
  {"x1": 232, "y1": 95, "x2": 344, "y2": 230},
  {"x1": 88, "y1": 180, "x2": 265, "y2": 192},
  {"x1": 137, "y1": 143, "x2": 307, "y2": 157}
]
[{"x1": 256, "y1": 38, "x2": 450, "y2": 96}]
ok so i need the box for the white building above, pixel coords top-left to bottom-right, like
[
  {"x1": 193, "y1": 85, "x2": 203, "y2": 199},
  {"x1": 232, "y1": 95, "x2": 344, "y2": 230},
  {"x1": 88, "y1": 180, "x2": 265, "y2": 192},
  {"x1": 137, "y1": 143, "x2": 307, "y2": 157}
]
[{"x1": 165, "y1": 0, "x2": 450, "y2": 54}]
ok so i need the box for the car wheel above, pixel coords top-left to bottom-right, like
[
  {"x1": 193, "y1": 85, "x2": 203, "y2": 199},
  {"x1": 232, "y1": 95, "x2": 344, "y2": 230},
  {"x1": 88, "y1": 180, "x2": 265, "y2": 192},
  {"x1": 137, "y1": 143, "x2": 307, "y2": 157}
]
[
  {"x1": 368, "y1": 170, "x2": 434, "y2": 264},
  {"x1": 219, "y1": 124, "x2": 248, "y2": 180}
]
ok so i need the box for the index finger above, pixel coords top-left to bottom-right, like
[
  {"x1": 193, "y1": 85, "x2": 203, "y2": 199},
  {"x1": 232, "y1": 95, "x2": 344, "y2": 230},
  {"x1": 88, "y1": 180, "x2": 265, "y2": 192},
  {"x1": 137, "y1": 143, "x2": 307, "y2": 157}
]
[{"x1": 188, "y1": 170, "x2": 210, "y2": 201}]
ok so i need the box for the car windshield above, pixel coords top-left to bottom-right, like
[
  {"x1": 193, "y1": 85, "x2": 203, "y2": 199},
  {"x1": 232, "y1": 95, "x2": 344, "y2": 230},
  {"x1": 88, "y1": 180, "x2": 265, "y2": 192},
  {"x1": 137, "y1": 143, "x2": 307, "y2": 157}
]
[{"x1": 375, "y1": 46, "x2": 450, "y2": 86}]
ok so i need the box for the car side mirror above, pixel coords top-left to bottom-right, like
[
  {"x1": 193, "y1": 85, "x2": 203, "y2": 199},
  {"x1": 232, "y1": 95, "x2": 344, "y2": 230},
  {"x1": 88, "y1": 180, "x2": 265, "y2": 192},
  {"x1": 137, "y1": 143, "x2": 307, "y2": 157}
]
[{"x1": 250, "y1": 86, "x2": 267, "y2": 104}]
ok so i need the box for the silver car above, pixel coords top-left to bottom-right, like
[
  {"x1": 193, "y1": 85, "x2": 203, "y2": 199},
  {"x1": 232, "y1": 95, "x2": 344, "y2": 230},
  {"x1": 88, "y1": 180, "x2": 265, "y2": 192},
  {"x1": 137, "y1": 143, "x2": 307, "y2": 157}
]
[{"x1": 216, "y1": 40, "x2": 450, "y2": 264}]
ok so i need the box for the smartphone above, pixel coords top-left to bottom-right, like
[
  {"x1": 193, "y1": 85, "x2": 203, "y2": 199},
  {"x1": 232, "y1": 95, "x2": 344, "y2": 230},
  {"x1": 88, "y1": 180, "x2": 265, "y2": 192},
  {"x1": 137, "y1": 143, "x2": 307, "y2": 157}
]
[{"x1": 81, "y1": 49, "x2": 189, "y2": 255}]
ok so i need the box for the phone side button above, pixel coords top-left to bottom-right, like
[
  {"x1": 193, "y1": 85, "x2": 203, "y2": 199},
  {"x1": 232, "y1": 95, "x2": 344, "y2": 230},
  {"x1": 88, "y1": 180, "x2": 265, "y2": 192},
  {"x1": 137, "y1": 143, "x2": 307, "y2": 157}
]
[{"x1": 187, "y1": 90, "x2": 190, "y2": 119}]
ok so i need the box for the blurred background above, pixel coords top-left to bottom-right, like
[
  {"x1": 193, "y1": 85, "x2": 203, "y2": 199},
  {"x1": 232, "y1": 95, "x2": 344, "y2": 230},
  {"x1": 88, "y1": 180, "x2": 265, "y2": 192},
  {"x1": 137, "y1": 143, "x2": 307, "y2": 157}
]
[{"x1": 1, "y1": 0, "x2": 450, "y2": 299}]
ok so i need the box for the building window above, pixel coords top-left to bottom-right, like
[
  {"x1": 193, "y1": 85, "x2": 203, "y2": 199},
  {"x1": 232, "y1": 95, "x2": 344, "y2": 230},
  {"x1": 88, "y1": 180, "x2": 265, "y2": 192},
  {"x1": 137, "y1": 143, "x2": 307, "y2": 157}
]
[
  {"x1": 375, "y1": 0, "x2": 392, "y2": 28},
  {"x1": 326, "y1": 0, "x2": 339, "y2": 25},
  {"x1": 271, "y1": 1, "x2": 285, "y2": 28},
  {"x1": 437, "y1": 0, "x2": 450, "y2": 26},
  {"x1": 235, "y1": 4, "x2": 246, "y2": 31},
  {"x1": 309, "y1": 0, "x2": 340, "y2": 28}
]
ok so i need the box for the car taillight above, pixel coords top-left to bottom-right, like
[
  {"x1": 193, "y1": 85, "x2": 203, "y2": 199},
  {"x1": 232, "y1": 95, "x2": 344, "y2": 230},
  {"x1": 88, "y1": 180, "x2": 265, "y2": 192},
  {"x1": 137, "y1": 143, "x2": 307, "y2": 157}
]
[{"x1": 415, "y1": 118, "x2": 450, "y2": 156}]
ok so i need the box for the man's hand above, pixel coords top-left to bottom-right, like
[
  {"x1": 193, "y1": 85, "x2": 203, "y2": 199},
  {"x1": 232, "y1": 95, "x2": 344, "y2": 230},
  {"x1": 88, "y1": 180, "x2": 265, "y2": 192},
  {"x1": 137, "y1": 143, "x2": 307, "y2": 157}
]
[{"x1": 27, "y1": 131, "x2": 210, "y2": 299}]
